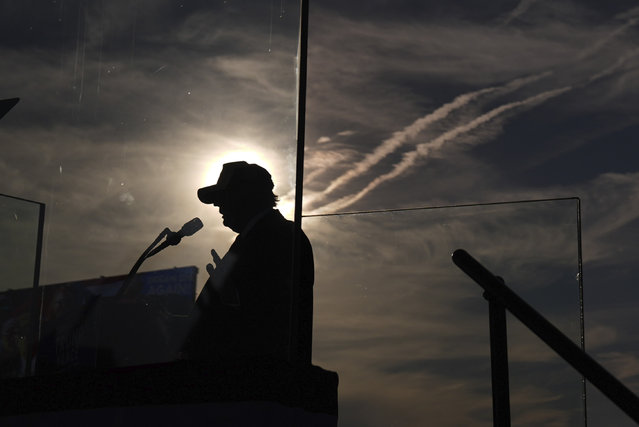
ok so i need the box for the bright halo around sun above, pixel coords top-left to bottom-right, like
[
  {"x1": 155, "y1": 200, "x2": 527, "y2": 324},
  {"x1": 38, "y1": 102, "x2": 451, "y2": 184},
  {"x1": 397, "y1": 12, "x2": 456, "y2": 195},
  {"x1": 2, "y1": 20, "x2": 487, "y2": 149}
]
[
  {"x1": 202, "y1": 149, "x2": 296, "y2": 219},
  {"x1": 277, "y1": 193, "x2": 295, "y2": 220},
  {"x1": 202, "y1": 150, "x2": 271, "y2": 187}
]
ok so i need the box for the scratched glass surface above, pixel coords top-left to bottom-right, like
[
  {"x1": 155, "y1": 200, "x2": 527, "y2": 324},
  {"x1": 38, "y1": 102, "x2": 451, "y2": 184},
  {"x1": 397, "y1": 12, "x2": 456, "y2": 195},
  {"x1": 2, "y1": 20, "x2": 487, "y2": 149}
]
[
  {"x1": 0, "y1": 1, "x2": 302, "y2": 376},
  {"x1": 0, "y1": 195, "x2": 42, "y2": 378},
  {"x1": 0, "y1": 1, "x2": 301, "y2": 290},
  {"x1": 306, "y1": 199, "x2": 584, "y2": 427},
  {"x1": 0, "y1": 194, "x2": 42, "y2": 292}
]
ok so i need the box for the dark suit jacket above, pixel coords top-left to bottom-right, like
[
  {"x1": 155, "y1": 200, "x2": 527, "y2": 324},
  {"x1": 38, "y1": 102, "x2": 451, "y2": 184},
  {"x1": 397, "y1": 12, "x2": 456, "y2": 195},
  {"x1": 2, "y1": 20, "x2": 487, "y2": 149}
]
[{"x1": 183, "y1": 210, "x2": 314, "y2": 363}]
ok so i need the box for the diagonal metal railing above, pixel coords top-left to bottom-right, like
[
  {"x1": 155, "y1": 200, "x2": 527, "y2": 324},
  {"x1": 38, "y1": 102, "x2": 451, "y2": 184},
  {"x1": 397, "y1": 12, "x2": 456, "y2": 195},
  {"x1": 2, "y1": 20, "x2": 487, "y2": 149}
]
[{"x1": 452, "y1": 249, "x2": 639, "y2": 426}]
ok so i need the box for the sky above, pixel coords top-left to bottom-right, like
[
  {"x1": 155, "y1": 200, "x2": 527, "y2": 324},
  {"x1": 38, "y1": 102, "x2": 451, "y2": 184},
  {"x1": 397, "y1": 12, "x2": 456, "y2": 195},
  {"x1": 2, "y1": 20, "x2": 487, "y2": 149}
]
[{"x1": 1, "y1": 0, "x2": 639, "y2": 425}]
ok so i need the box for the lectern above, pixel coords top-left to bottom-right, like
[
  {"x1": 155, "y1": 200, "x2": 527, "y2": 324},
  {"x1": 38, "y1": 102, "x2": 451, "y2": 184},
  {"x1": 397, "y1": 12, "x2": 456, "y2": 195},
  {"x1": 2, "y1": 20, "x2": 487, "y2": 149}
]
[{"x1": 0, "y1": 268, "x2": 338, "y2": 426}]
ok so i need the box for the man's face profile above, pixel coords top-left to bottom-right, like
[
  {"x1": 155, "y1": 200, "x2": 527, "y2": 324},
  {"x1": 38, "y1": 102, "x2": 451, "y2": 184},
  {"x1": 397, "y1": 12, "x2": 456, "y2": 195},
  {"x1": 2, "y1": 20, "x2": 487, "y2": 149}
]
[
  {"x1": 215, "y1": 191, "x2": 247, "y2": 233},
  {"x1": 199, "y1": 161, "x2": 274, "y2": 234}
]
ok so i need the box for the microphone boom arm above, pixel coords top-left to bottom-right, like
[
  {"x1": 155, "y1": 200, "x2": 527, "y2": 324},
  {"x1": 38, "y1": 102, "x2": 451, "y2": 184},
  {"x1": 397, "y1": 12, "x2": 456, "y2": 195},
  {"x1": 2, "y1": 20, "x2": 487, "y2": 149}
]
[
  {"x1": 116, "y1": 218, "x2": 203, "y2": 298},
  {"x1": 117, "y1": 228, "x2": 170, "y2": 298}
]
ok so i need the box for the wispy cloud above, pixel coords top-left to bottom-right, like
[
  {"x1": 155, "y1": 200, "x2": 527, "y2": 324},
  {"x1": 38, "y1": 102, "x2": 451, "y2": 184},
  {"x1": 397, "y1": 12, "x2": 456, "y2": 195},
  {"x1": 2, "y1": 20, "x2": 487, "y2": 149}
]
[
  {"x1": 313, "y1": 86, "x2": 571, "y2": 214},
  {"x1": 588, "y1": 48, "x2": 639, "y2": 82},
  {"x1": 502, "y1": 0, "x2": 541, "y2": 26},
  {"x1": 597, "y1": 352, "x2": 639, "y2": 382},
  {"x1": 307, "y1": 72, "x2": 551, "y2": 208},
  {"x1": 615, "y1": 6, "x2": 639, "y2": 21},
  {"x1": 307, "y1": 193, "x2": 584, "y2": 426},
  {"x1": 307, "y1": 1, "x2": 639, "y2": 215},
  {"x1": 577, "y1": 12, "x2": 639, "y2": 60}
]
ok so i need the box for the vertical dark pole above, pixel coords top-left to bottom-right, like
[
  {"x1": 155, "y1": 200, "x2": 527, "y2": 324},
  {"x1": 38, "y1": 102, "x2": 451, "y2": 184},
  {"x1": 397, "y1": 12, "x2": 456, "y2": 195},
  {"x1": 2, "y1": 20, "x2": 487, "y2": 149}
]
[
  {"x1": 32, "y1": 202, "x2": 45, "y2": 290},
  {"x1": 487, "y1": 294, "x2": 511, "y2": 427},
  {"x1": 290, "y1": 0, "x2": 310, "y2": 364},
  {"x1": 576, "y1": 198, "x2": 588, "y2": 426},
  {"x1": 455, "y1": 248, "x2": 639, "y2": 424},
  {"x1": 27, "y1": 202, "x2": 45, "y2": 376}
]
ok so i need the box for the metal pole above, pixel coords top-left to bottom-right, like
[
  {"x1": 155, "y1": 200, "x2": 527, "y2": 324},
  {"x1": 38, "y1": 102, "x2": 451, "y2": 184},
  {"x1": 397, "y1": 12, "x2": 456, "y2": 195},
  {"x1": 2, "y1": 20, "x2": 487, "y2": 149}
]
[
  {"x1": 27, "y1": 201, "x2": 45, "y2": 376},
  {"x1": 576, "y1": 198, "x2": 588, "y2": 426},
  {"x1": 453, "y1": 249, "x2": 639, "y2": 424},
  {"x1": 290, "y1": 0, "x2": 310, "y2": 364},
  {"x1": 486, "y1": 293, "x2": 511, "y2": 427}
]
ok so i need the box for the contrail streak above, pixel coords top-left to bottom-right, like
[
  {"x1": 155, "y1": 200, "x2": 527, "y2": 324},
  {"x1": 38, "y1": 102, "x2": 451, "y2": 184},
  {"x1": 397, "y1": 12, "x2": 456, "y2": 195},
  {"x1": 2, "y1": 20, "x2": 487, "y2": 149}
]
[
  {"x1": 578, "y1": 10, "x2": 639, "y2": 60},
  {"x1": 503, "y1": 0, "x2": 540, "y2": 26},
  {"x1": 314, "y1": 86, "x2": 572, "y2": 214},
  {"x1": 305, "y1": 8, "x2": 639, "y2": 215},
  {"x1": 588, "y1": 48, "x2": 639, "y2": 82},
  {"x1": 311, "y1": 72, "x2": 551, "y2": 206},
  {"x1": 304, "y1": 167, "x2": 329, "y2": 185}
]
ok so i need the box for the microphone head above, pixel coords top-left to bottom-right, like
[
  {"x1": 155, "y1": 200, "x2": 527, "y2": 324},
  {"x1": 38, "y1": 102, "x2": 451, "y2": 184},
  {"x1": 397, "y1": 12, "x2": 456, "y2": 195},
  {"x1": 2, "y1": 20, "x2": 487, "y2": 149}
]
[{"x1": 180, "y1": 217, "x2": 204, "y2": 236}]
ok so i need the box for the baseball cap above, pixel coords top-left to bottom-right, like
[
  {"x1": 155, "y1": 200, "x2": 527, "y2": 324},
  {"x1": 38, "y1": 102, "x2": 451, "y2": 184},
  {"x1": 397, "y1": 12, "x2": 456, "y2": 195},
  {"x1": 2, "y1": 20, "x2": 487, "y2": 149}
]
[{"x1": 197, "y1": 161, "x2": 274, "y2": 205}]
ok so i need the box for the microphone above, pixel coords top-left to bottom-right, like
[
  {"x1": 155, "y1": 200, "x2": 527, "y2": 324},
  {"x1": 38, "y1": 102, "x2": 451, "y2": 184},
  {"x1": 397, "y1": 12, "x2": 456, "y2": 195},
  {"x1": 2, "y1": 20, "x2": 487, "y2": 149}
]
[{"x1": 147, "y1": 217, "x2": 203, "y2": 257}]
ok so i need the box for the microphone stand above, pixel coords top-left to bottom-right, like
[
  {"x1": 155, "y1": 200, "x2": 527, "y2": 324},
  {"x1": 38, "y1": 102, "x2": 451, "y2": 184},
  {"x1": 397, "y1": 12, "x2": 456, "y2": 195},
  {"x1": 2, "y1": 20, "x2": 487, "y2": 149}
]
[
  {"x1": 52, "y1": 227, "x2": 185, "y2": 372},
  {"x1": 69, "y1": 228, "x2": 170, "y2": 331},
  {"x1": 116, "y1": 228, "x2": 171, "y2": 298}
]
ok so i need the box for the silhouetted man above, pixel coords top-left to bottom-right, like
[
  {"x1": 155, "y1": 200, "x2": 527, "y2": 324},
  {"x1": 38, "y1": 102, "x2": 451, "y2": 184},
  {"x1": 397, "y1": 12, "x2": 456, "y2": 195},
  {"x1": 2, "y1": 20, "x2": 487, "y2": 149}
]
[{"x1": 182, "y1": 161, "x2": 314, "y2": 363}]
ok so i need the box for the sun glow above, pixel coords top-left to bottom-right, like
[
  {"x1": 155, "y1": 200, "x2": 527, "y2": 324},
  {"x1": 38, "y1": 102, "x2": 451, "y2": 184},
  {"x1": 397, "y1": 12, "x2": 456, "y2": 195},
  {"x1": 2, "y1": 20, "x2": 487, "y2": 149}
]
[
  {"x1": 277, "y1": 193, "x2": 295, "y2": 220},
  {"x1": 201, "y1": 148, "x2": 296, "y2": 219},
  {"x1": 202, "y1": 150, "x2": 272, "y2": 187}
]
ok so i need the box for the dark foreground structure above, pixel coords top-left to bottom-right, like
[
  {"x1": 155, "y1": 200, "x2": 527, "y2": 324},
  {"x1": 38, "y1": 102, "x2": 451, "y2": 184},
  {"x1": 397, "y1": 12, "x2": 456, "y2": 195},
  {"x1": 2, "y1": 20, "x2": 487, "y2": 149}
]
[
  {"x1": 0, "y1": 358, "x2": 338, "y2": 426},
  {"x1": 0, "y1": 268, "x2": 338, "y2": 426}
]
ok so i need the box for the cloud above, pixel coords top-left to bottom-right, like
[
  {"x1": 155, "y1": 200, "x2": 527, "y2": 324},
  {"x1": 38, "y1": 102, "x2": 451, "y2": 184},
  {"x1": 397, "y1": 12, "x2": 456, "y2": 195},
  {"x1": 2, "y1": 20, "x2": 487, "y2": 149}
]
[
  {"x1": 303, "y1": 2, "x2": 639, "y2": 220},
  {"x1": 3, "y1": 2, "x2": 639, "y2": 425},
  {"x1": 586, "y1": 325, "x2": 618, "y2": 349},
  {"x1": 309, "y1": 72, "x2": 552, "y2": 209},
  {"x1": 596, "y1": 352, "x2": 639, "y2": 381},
  {"x1": 305, "y1": 7, "x2": 590, "y2": 148},
  {"x1": 313, "y1": 86, "x2": 571, "y2": 214},
  {"x1": 308, "y1": 3, "x2": 638, "y2": 124},
  {"x1": 307, "y1": 23, "x2": 638, "y2": 215},
  {"x1": 577, "y1": 12, "x2": 639, "y2": 60},
  {"x1": 0, "y1": 1, "x2": 304, "y2": 289},
  {"x1": 615, "y1": 6, "x2": 639, "y2": 21},
  {"x1": 588, "y1": 48, "x2": 639, "y2": 82},
  {"x1": 578, "y1": 172, "x2": 639, "y2": 264},
  {"x1": 502, "y1": 0, "x2": 541, "y2": 26},
  {"x1": 337, "y1": 130, "x2": 356, "y2": 137},
  {"x1": 307, "y1": 195, "x2": 586, "y2": 426}
]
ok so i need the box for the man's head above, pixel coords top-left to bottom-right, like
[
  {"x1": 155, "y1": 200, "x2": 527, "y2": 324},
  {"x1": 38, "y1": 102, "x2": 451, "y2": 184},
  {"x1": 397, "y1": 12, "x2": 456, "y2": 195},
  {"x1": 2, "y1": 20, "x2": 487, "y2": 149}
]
[{"x1": 198, "y1": 161, "x2": 278, "y2": 232}]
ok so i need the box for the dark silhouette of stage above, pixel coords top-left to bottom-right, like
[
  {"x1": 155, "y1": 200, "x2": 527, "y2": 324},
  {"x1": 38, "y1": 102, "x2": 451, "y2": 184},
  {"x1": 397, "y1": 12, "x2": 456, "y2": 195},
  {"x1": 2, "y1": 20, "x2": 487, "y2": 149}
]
[{"x1": 0, "y1": 159, "x2": 337, "y2": 425}]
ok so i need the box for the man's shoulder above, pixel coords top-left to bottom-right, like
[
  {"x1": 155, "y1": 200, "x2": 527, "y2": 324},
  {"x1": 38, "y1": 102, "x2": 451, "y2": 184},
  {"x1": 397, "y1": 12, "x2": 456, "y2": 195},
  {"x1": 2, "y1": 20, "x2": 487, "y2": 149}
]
[
  {"x1": 254, "y1": 209, "x2": 294, "y2": 232},
  {"x1": 243, "y1": 209, "x2": 312, "y2": 246}
]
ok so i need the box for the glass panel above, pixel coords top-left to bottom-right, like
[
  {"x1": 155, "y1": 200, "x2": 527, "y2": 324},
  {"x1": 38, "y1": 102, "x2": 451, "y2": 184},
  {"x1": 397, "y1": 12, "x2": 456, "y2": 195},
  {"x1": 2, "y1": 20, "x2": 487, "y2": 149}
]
[
  {"x1": 36, "y1": 266, "x2": 197, "y2": 374},
  {"x1": 305, "y1": 199, "x2": 583, "y2": 426},
  {"x1": 0, "y1": 194, "x2": 42, "y2": 292},
  {"x1": 0, "y1": 1, "x2": 301, "y2": 375},
  {"x1": 0, "y1": 194, "x2": 43, "y2": 378}
]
